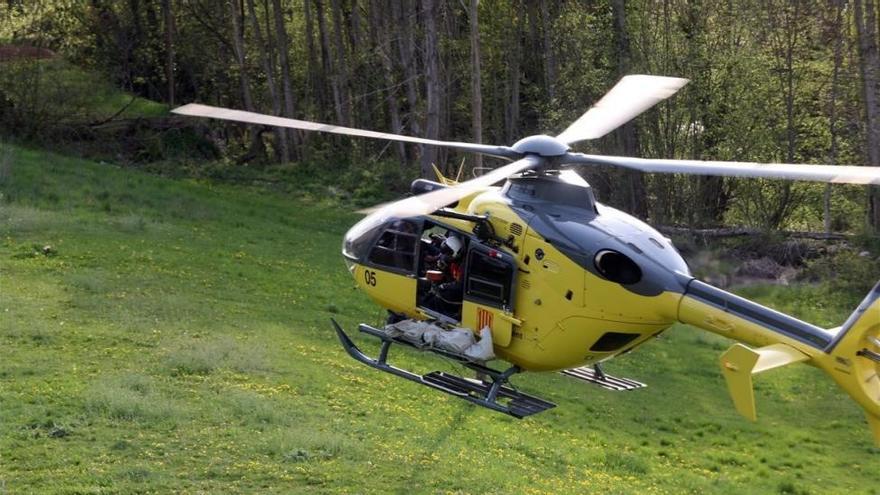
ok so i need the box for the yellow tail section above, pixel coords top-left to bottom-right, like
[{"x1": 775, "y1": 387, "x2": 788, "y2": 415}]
[
  {"x1": 680, "y1": 280, "x2": 880, "y2": 445},
  {"x1": 720, "y1": 343, "x2": 809, "y2": 421},
  {"x1": 819, "y1": 284, "x2": 880, "y2": 445}
]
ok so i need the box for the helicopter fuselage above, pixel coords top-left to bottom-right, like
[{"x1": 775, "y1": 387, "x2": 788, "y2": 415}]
[{"x1": 342, "y1": 171, "x2": 691, "y2": 371}]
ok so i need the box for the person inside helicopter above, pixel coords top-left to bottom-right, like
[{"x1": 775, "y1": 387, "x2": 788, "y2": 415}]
[{"x1": 419, "y1": 231, "x2": 466, "y2": 319}]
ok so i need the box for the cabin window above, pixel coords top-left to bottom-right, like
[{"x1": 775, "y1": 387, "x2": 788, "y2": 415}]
[
  {"x1": 466, "y1": 249, "x2": 514, "y2": 308},
  {"x1": 367, "y1": 221, "x2": 419, "y2": 273}
]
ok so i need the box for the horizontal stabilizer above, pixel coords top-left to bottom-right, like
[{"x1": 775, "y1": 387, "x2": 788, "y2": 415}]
[
  {"x1": 720, "y1": 343, "x2": 810, "y2": 421},
  {"x1": 561, "y1": 366, "x2": 646, "y2": 391}
]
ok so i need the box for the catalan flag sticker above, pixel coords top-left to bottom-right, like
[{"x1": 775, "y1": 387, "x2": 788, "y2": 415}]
[{"x1": 477, "y1": 307, "x2": 493, "y2": 331}]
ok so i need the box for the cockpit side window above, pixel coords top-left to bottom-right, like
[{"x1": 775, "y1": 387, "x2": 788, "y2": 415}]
[{"x1": 367, "y1": 220, "x2": 420, "y2": 273}]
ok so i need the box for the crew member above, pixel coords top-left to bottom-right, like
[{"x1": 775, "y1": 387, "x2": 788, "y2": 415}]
[{"x1": 427, "y1": 235, "x2": 465, "y2": 317}]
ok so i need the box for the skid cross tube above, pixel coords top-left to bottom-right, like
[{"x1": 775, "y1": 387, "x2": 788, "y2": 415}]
[{"x1": 330, "y1": 319, "x2": 555, "y2": 418}]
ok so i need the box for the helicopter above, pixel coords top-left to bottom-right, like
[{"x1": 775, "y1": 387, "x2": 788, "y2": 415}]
[{"x1": 173, "y1": 75, "x2": 880, "y2": 445}]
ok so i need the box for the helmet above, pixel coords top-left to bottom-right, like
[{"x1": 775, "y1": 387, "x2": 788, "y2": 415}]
[{"x1": 441, "y1": 235, "x2": 464, "y2": 258}]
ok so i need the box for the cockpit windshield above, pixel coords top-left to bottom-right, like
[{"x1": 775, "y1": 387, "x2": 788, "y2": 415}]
[{"x1": 342, "y1": 212, "x2": 390, "y2": 261}]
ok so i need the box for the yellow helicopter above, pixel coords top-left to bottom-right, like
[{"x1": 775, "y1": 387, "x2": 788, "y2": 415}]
[{"x1": 174, "y1": 75, "x2": 880, "y2": 444}]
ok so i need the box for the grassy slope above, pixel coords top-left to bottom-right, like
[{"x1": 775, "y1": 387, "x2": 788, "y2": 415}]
[
  {"x1": 0, "y1": 59, "x2": 169, "y2": 122},
  {"x1": 1, "y1": 144, "x2": 877, "y2": 494}
]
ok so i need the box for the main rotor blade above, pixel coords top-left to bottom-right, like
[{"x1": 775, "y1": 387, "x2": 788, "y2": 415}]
[
  {"x1": 556, "y1": 75, "x2": 689, "y2": 145},
  {"x1": 172, "y1": 103, "x2": 520, "y2": 160},
  {"x1": 565, "y1": 153, "x2": 880, "y2": 185},
  {"x1": 359, "y1": 155, "x2": 544, "y2": 217}
]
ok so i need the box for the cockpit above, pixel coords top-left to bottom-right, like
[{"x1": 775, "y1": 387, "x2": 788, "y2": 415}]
[
  {"x1": 342, "y1": 212, "x2": 393, "y2": 263},
  {"x1": 342, "y1": 213, "x2": 425, "y2": 278}
]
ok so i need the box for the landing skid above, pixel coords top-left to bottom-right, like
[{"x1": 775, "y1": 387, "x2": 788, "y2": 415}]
[
  {"x1": 331, "y1": 319, "x2": 555, "y2": 418},
  {"x1": 561, "y1": 365, "x2": 646, "y2": 391}
]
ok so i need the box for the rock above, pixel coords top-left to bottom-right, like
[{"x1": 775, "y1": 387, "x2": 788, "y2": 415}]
[{"x1": 48, "y1": 426, "x2": 68, "y2": 438}]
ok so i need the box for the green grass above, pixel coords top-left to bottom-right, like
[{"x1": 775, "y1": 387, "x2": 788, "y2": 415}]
[
  {"x1": 0, "y1": 58, "x2": 168, "y2": 123},
  {"x1": 1, "y1": 142, "x2": 878, "y2": 494}
]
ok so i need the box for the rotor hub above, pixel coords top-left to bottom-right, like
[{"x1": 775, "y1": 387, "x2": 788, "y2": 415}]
[{"x1": 511, "y1": 135, "x2": 570, "y2": 157}]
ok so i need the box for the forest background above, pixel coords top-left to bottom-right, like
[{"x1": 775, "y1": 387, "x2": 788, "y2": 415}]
[{"x1": 5, "y1": 0, "x2": 880, "y2": 235}]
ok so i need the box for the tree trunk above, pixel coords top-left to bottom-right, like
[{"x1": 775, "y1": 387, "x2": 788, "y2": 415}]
[
  {"x1": 247, "y1": 0, "x2": 290, "y2": 162},
  {"x1": 855, "y1": 0, "x2": 880, "y2": 230},
  {"x1": 505, "y1": 1, "x2": 521, "y2": 143},
  {"x1": 314, "y1": 0, "x2": 339, "y2": 124},
  {"x1": 161, "y1": 0, "x2": 175, "y2": 105},
  {"x1": 330, "y1": 0, "x2": 352, "y2": 125},
  {"x1": 421, "y1": 0, "x2": 441, "y2": 178},
  {"x1": 397, "y1": 0, "x2": 422, "y2": 164},
  {"x1": 826, "y1": 0, "x2": 845, "y2": 233},
  {"x1": 685, "y1": 1, "x2": 726, "y2": 227},
  {"x1": 377, "y1": 0, "x2": 407, "y2": 165},
  {"x1": 229, "y1": 0, "x2": 265, "y2": 162},
  {"x1": 303, "y1": 0, "x2": 322, "y2": 110},
  {"x1": 271, "y1": 0, "x2": 298, "y2": 153},
  {"x1": 611, "y1": 0, "x2": 646, "y2": 218},
  {"x1": 539, "y1": 0, "x2": 556, "y2": 101},
  {"x1": 350, "y1": 0, "x2": 369, "y2": 130},
  {"x1": 469, "y1": 0, "x2": 482, "y2": 171}
]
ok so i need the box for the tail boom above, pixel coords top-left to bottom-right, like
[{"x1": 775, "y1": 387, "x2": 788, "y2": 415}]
[{"x1": 678, "y1": 279, "x2": 880, "y2": 445}]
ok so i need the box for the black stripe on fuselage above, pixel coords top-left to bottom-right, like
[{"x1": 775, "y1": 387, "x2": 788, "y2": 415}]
[
  {"x1": 825, "y1": 280, "x2": 880, "y2": 352},
  {"x1": 685, "y1": 280, "x2": 832, "y2": 349}
]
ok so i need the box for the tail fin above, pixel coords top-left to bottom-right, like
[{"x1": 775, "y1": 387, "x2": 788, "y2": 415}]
[
  {"x1": 679, "y1": 280, "x2": 880, "y2": 445},
  {"x1": 431, "y1": 163, "x2": 458, "y2": 186}
]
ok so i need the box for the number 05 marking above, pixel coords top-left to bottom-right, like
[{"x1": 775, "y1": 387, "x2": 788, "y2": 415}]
[{"x1": 364, "y1": 270, "x2": 377, "y2": 286}]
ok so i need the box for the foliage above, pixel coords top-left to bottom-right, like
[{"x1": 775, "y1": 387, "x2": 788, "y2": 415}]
[
  {"x1": 1, "y1": 0, "x2": 877, "y2": 232},
  {"x1": 2, "y1": 143, "x2": 879, "y2": 493},
  {"x1": 798, "y1": 248, "x2": 880, "y2": 297},
  {"x1": 0, "y1": 57, "x2": 167, "y2": 139}
]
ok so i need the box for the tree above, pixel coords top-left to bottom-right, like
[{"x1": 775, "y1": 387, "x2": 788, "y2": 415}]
[
  {"x1": 421, "y1": 0, "x2": 441, "y2": 177},
  {"x1": 376, "y1": 0, "x2": 407, "y2": 165},
  {"x1": 162, "y1": 0, "x2": 175, "y2": 105},
  {"x1": 229, "y1": 0, "x2": 266, "y2": 161},
  {"x1": 855, "y1": 0, "x2": 880, "y2": 231},
  {"x1": 271, "y1": 0, "x2": 298, "y2": 154},
  {"x1": 469, "y1": 0, "x2": 483, "y2": 171},
  {"x1": 247, "y1": 0, "x2": 290, "y2": 162},
  {"x1": 610, "y1": 0, "x2": 647, "y2": 218},
  {"x1": 826, "y1": 0, "x2": 846, "y2": 233}
]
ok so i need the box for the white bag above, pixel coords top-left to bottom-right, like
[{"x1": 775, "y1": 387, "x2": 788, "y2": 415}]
[
  {"x1": 421, "y1": 327, "x2": 444, "y2": 346},
  {"x1": 464, "y1": 327, "x2": 496, "y2": 361},
  {"x1": 386, "y1": 320, "x2": 437, "y2": 345},
  {"x1": 430, "y1": 327, "x2": 476, "y2": 353}
]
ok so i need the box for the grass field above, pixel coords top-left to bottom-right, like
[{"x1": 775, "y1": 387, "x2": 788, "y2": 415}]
[{"x1": 1, "y1": 143, "x2": 878, "y2": 494}]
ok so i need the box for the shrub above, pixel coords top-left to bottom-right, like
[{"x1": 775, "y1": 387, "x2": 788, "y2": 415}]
[
  {"x1": 799, "y1": 249, "x2": 880, "y2": 295},
  {"x1": 84, "y1": 373, "x2": 178, "y2": 421},
  {"x1": 603, "y1": 450, "x2": 650, "y2": 475},
  {"x1": 164, "y1": 335, "x2": 267, "y2": 376}
]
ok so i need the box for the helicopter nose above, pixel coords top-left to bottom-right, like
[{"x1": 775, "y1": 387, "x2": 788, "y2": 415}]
[
  {"x1": 343, "y1": 257, "x2": 357, "y2": 277},
  {"x1": 342, "y1": 211, "x2": 387, "y2": 264}
]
